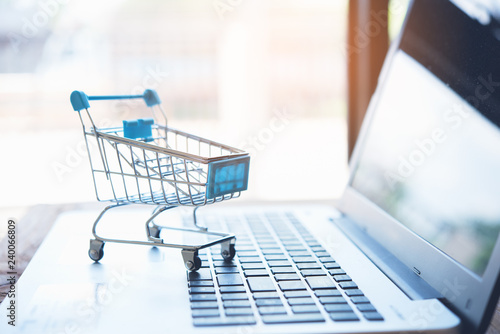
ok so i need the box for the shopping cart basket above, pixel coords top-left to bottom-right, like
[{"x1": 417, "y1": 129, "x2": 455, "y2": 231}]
[{"x1": 70, "y1": 89, "x2": 250, "y2": 271}]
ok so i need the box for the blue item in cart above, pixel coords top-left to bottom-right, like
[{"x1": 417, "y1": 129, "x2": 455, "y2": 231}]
[
  {"x1": 207, "y1": 156, "x2": 250, "y2": 199},
  {"x1": 123, "y1": 118, "x2": 155, "y2": 141}
]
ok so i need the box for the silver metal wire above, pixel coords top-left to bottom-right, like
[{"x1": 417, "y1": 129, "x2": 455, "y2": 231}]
[{"x1": 78, "y1": 107, "x2": 247, "y2": 207}]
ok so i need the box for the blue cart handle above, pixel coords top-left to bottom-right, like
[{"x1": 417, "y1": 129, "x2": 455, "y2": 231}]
[{"x1": 70, "y1": 89, "x2": 161, "y2": 111}]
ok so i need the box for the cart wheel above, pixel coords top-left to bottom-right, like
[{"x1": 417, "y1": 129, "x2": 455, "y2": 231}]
[
  {"x1": 221, "y1": 243, "x2": 236, "y2": 261},
  {"x1": 89, "y1": 240, "x2": 105, "y2": 262},
  {"x1": 185, "y1": 256, "x2": 202, "y2": 272}
]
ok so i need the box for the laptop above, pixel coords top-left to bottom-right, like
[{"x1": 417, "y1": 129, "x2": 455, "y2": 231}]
[{"x1": 2, "y1": 0, "x2": 500, "y2": 333}]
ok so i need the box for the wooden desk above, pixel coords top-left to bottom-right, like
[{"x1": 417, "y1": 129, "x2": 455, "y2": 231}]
[{"x1": 1, "y1": 203, "x2": 499, "y2": 333}]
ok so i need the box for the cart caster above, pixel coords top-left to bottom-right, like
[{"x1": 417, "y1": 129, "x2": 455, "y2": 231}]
[
  {"x1": 89, "y1": 239, "x2": 105, "y2": 262},
  {"x1": 221, "y1": 242, "x2": 236, "y2": 261},
  {"x1": 186, "y1": 256, "x2": 202, "y2": 272},
  {"x1": 182, "y1": 249, "x2": 202, "y2": 271}
]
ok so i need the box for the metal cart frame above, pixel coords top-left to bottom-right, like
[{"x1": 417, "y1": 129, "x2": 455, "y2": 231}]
[{"x1": 70, "y1": 89, "x2": 250, "y2": 271}]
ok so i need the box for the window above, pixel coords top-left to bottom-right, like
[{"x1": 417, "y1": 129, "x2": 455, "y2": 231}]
[{"x1": 0, "y1": 0, "x2": 349, "y2": 209}]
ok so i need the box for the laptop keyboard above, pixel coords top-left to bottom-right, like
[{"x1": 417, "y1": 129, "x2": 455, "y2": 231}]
[{"x1": 186, "y1": 212, "x2": 384, "y2": 326}]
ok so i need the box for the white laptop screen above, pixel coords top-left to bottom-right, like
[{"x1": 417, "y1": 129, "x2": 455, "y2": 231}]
[{"x1": 349, "y1": 1, "x2": 500, "y2": 278}]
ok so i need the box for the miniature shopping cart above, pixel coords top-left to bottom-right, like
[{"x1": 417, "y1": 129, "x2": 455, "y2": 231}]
[{"x1": 70, "y1": 89, "x2": 250, "y2": 271}]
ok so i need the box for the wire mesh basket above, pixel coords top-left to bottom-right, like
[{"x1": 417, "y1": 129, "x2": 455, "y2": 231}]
[{"x1": 70, "y1": 89, "x2": 250, "y2": 271}]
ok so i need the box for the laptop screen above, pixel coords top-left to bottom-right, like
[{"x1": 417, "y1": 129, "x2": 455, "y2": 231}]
[{"x1": 350, "y1": 0, "x2": 500, "y2": 277}]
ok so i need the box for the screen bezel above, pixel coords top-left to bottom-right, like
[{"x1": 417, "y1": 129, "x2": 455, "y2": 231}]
[{"x1": 338, "y1": 1, "x2": 500, "y2": 332}]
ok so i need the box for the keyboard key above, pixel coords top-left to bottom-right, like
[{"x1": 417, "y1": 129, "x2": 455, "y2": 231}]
[
  {"x1": 221, "y1": 293, "x2": 249, "y2": 301},
  {"x1": 244, "y1": 269, "x2": 269, "y2": 277},
  {"x1": 241, "y1": 263, "x2": 266, "y2": 270},
  {"x1": 345, "y1": 289, "x2": 364, "y2": 297},
  {"x1": 279, "y1": 281, "x2": 307, "y2": 291},
  {"x1": 255, "y1": 237, "x2": 275, "y2": 243},
  {"x1": 287, "y1": 297, "x2": 315, "y2": 306},
  {"x1": 188, "y1": 281, "x2": 214, "y2": 287},
  {"x1": 268, "y1": 260, "x2": 292, "y2": 267},
  {"x1": 258, "y1": 306, "x2": 287, "y2": 315},
  {"x1": 189, "y1": 287, "x2": 216, "y2": 294},
  {"x1": 271, "y1": 267, "x2": 296, "y2": 274},
  {"x1": 218, "y1": 274, "x2": 244, "y2": 286},
  {"x1": 328, "y1": 269, "x2": 346, "y2": 276},
  {"x1": 339, "y1": 282, "x2": 358, "y2": 289},
  {"x1": 350, "y1": 296, "x2": 370, "y2": 304},
  {"x1": 301, "y1": 269, "x2": 327, "y2": 277},
  {"x1": 306, "y1": 277, "x2": 336, "y2": 290},
  {"x1": 315, "y1": 289, "x2": 342, "y2": 297},
  {"x1": 223, "y1": 300, "x2": 251, "y2": 308},
  {"x1": 257, "y1": 242, "x2": 278, "y2": 247},
  {"x1": 357, "y1": 303, "x2": 377, "y2": 312},
  {"x1": 260, "y1": 244, "x2": 280, "y2": 250},
  {"x1": 333, "y1": 275, "x2": 352, "y2": 282},
  {"x1": 220, "y1": 286, "x2": 246, "y2": 293},
  {"x1": 193, "y1": 316, "x2": 256, "y2": 326},
  {"x1": 323, "y1": 263, "x2": 341, "y2": 270},
  {"x1": 215, "y1": 267, "x2": 239, "y2": 274},
  {"x1": 236, "y1": 246, "x2": 257, "y2": 252},
  {"x1": 291, "y1": 305, "x2": 320, "y2": 313},
  {"x1": 315, "y1": 252, "x2": 331, "y2": 258},
  {"x1": 188, "y1": 269, "x2": 212, "y2": 281},
  {"x1": 275, "y1": 274, "x2": 301, "y2": 281},
  {"x1": 319, "y1": 257, "x2": 336, "y2": 263},
  {"x1": 225, "y1": 307, "x2": 253, "y2": 316},
  {"x1": 213, "y1": 260, "x2": 237, "y2": 267},
  {"x1": 190, "y1": 301, "x2": 218, "y2": 309},
  {"x1": 318, "y1": 296, "x2": 347, "y2": 304},
  {"x1": 253, "y1": 291, "x2": 280, "y2": 299},
  {"x1": 296, "y1": 263, "x2": 321, "y2": 270},
  {"x1": 265, "y1": 254, "x2": 286, "y2": 261},
  {"x1": 285, "y1": 245, "x2": 307, "y2": 251},
  {"x1": 191, "y1": 309, "x2": 220, "y2": 318},
  {"x1": 292, "y1": 257, "x2": 316, "y2": 263},
  {"x1": 329, "y1": 312, "x2": 359, "y2": 322},
  {"x1": 255, "y1": 299, "x2": 283, "y2": 307},
  {"x1": 247, "y1": 277, "x2": 276, "y2": 292},
  {"x1": 284, "y1": 290, "x2": 311, "y2": 298},
  {"x1": 261, "y1": 249, "x2": 283, "y2": 255},
  {"x1": 363, "y1": 311, "x2": 384, "y2": 321},
  {"x1": 281, "y1": 240, "x2": 303, "y2": 246},
  {"x1": 324, "y1": 304, "x2": 353, "y2": 312},
  {"x1": 238, "y1": 252, "x2": 260, "y2": 258},
  {"x1": 261, "y1": 313, "x2": 324, "y2": 324},
  {"x1": 211, "y1": 254, "x2": 225, "y2": 261},
  {"x1": 190, "y1": 294, "x2": 217, "y2": 302},
  {"x1": 289, "y1": 251, "x2": 311, "y2": 257}
]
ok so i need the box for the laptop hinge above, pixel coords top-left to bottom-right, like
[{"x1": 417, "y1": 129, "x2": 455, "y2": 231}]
[{"x1": 333, "y1": 215, "x2": 443, "y2": 300}]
